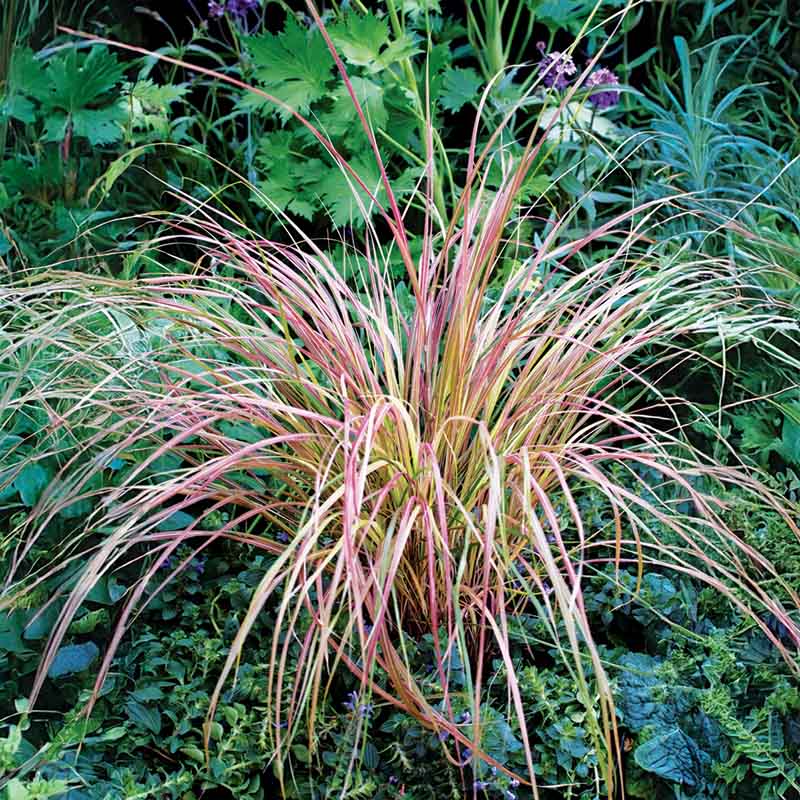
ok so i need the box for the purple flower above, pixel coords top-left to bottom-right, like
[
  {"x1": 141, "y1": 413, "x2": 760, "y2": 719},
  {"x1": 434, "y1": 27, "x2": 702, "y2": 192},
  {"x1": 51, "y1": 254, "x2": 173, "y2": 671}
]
[
  {"x1": 473, "y1": 781, "x2": 489, "y2": 791},
  {"x1": 276, "y1": 531, "x2": 289, "y2": 544},
  {"x1": 458, "y1": 710, "x2": 472, "y2": 724},
  {"x1": 227, "y1": 0, "x2": 260, "y2": 17},
  {"x1": 343, "y1": 691, "x2": 358, "y2": 712},
  {"x1": 537, "y1": 45, "x2": 577, "y2": 90},
  {"x1": 437, "y1": 729, "x2": 450, "y2": 742},
  {"x1": 208, "y1": 0, "x2": 225, "y2": 17},
  {"x1": 459, "y1": 747, "x2": 473, "y2": 765},
  {"x1": 585, "y1": 67, "x2": 620, "y2": 109},
  {"x1": 191, "y1": 558, "x2": 205, "y2": 574}
]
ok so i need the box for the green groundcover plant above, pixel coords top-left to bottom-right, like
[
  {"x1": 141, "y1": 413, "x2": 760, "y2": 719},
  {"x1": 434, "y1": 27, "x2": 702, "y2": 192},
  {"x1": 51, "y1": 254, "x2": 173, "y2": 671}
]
[{"x1": 1, "y1": 2, "x2": 800, "y2": 799}]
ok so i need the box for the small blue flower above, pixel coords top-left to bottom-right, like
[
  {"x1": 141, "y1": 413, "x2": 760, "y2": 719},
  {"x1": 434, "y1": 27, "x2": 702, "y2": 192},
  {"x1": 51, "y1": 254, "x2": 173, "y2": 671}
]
[
  {"x1": 276, "y1": 531, "x2": 290, "y2": 544},
  {"x1": 359, "y1": 703, "x2": 373, "y2": 718},
  {"x1": 437, "y1": 729, "x2": 450, "y2": 742},
  {"x1": 505, "y1": 792, "x2": 517, "y2": 800},
  {"x1": 473, "y1": 780, "x2": 489, "y2": 791},
  {"x1": 343, "y1": 691, "x2": 358, "y2": 712},
  {"x1": 460, "y1": 747, "x2": 472, "y2": 765},
  {"x1": 207, "y1": 0, "x2": 225, "y2": 17}
]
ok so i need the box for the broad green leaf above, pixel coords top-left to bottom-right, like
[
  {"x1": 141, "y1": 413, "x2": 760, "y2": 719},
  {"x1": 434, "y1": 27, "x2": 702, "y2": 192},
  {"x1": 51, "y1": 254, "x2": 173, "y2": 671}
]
[
  {"x1": 23, "y1": 605, "x2": 60, "y2": 640},
  {"x1": 48, "y1": 641, "x2": 100, "y2": 678},
  {"x1": 779, "y1": 404, "x2": 800, "y2": 465},
  {"x1": 634, "y1": 727, "x2": 710, "y2": 787},
  {"x1": 126, "y1": 699, "x2": 162, "y2": 734},
  {"x1": 14, "y1": 462, "x2": 50, "y2": 506},
  {"x1": 0, "y1": 613, "x2": 26, "y2": 654},
  {"x1": 157, "y1": 510, "x2": 195, "y2": 531}
]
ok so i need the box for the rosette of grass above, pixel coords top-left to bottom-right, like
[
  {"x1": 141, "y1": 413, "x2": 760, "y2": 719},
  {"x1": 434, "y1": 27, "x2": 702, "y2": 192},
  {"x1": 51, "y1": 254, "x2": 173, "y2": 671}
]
[{"x1": 3, "y1": 6, "x2": 800, "y2": 798}]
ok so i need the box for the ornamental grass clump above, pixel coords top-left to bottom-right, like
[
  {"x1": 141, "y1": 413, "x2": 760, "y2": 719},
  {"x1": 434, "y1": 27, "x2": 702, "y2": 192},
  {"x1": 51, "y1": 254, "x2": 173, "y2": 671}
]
[{"x1": 2, "y1": 7, "x2": 800, "y2": 798}]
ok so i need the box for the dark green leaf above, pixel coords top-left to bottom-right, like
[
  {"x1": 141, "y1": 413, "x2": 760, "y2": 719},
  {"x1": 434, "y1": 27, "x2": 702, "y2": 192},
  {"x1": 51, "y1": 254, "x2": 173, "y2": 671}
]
[
  {"x1": 126, "y1": 700, "x2": 162, "y2": 734},
  {"x1": 48, "y1": 642, "x2": 100, "y2": 679},
  {"x1": 634, "y1": 728, "x2": 710, "y2": 787},
  {"x1": 14, "y1": 462, "x2": 50, "y2": 506}
]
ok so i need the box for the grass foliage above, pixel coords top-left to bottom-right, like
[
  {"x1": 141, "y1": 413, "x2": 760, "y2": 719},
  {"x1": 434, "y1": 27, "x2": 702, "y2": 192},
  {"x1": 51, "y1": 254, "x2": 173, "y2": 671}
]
[{"x1": 1, "y1": 2, "x2": 800, "y2": 797}]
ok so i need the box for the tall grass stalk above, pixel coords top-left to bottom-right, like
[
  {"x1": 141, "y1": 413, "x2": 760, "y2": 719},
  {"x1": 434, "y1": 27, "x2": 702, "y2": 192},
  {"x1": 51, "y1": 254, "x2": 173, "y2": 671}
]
[{"x1": 2, "y1": 5, "x2": 800, "y2": 796}]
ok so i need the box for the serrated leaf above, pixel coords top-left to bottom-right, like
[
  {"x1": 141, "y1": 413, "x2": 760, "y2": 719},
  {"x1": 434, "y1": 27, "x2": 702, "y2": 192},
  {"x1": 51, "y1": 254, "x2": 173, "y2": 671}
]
[
  {"x1": 439, "y1": 67, "x2": 482, "y2": 113},
  {"x1": 374, "y1": 32, "x2": 421, "y2": 70},
  {"x1": 310, "y1": 153, "x2": 384, "y2": 228},
  {"x1": 33, "y1": 46, "x2": 125, "y2": 108},
  {"x1": 329, "y1": 12, "x2": 390, "y2": 69},
  {"x1": 127, "y1": 79, "x2": 187, "y2": 109},
  {"x1": 402, "y1": 0, "x2": 441, "y2": 15},
  {"x1": 731, "y1": 410, "x2": 780, "y2": 456},
  {"x1": 245, "y1": 19, "x2": 333, "y2": 118},
  {"x1": 321, "y1": 78, "x2": 387, "y2": 137},
  {"x1": 34, "y1": 47, "x2": 126, "y2": 145},
  {"x1": 537, "y1": 0, "x2": 595, "y2": 35},
  {"x1": 48, "y1": 641, "x2": 100, "y2": 679},
  {"x1": 1, "y1": 49, "x2": 47, "y2": 124},
  {"x1": 70, "y1": 106, "x2": 127, "y2": 145},
  {"x1": 10, "y1": 48, "x2": 50, "y2": 99}
]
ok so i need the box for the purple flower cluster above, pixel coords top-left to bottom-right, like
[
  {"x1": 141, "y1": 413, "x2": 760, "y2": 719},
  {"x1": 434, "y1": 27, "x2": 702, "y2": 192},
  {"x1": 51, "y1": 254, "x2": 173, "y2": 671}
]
[
  {"x1": 584, "y1": 66, "x2": 621, "y2": 109},
  {"x1": 536, "y1": 43, "x2": 621, "y2": 110},
  {"x1": 208, "y1": 0, "x2": 259, "y2": 19},
  {"x1": 536, "y1": 44, "x2": 577, "y2": 91}
]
